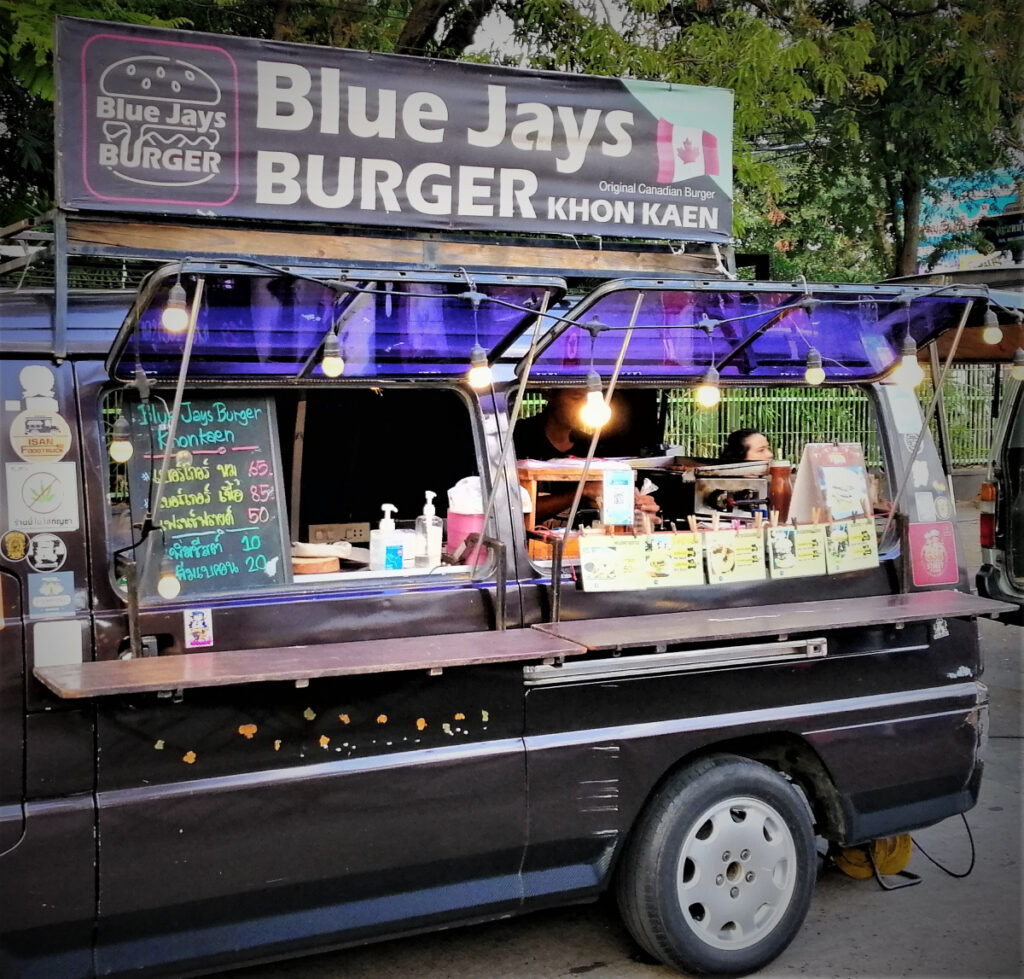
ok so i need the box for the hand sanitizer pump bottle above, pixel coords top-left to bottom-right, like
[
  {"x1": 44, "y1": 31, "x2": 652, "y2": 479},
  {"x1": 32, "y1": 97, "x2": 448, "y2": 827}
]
[
  {"x1": 369, "y1": 504, "x2": 404, "y2": 571},
  {"x1": 415, "y1": 491, "x2": 444, "y2": 568}
]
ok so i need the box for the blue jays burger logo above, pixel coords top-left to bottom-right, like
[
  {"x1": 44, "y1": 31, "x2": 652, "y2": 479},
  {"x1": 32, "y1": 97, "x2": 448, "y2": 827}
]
[{"x1": 81, "y1": 35, "x2": 239, "y2": 204}]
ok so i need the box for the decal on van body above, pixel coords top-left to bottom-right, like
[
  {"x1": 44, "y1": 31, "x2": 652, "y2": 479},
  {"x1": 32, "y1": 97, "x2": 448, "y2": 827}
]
[
  {"x1": 9, "y1": 409, "x2": 72, "y2": 462},
  {"x1": 5, "y1": 462, "x2": 81, "y2": 531},
  {"x1": 33, "y1": 618, "x2": 83, "y2": 666},
  {"x1": 0, "y1": 530, "x2": 28, "y2": 561},
  {"x1": 184, "y1": 607, "x2": 214, "y2": 647},
  {"x1": 25, "y1": 533, "x2": 68, "y2": 572},
  {"x1": 28, "y1": 572, "x2": 74, "y2": 618}
]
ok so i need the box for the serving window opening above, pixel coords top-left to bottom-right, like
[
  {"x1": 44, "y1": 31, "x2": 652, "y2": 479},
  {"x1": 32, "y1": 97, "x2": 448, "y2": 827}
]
[
  {"x1": 105, "y1": 385, "x2": 492, "y2": 603},
  {"x1": 513, "y1": 382, "x2": 898, "y2": 587}
]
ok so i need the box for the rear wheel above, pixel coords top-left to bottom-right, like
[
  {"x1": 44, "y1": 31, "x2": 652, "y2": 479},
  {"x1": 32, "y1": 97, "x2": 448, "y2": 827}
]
[{"x1": 616, "y1": 754, "x2": 816, "y2": 976}]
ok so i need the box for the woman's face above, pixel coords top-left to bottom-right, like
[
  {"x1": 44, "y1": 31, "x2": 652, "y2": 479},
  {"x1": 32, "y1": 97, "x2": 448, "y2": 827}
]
[{"x1": 744, "y1": 433, "x2": 774, "y2": 461}]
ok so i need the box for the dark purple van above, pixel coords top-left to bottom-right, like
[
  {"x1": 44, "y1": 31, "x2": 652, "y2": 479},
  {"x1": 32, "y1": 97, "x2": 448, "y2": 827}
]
[{"x1": 0, "y1": 254, "x2": 1012, "y2": 979}]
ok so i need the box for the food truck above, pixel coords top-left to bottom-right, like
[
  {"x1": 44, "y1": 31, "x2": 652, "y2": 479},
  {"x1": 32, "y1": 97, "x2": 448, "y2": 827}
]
[{"x1": 0, "y1": 17, "x2": 1016, "y2": 979}]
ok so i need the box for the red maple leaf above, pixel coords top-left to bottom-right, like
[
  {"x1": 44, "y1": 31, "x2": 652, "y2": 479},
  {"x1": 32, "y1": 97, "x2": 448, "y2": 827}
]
[{"x1": 677, "y1": 138, "x2": 699, "y2": 164}]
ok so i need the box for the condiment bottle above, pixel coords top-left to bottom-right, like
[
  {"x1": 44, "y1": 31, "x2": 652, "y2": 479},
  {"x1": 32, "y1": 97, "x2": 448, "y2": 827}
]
[{"x1": 768, "y1": 460, "x2": 792, "y2": 523}]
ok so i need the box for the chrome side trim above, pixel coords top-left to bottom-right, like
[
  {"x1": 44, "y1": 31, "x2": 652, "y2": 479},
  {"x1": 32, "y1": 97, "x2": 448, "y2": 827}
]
[{"x1": 523, "y1": 637, "x2": 827, "y2": 687}]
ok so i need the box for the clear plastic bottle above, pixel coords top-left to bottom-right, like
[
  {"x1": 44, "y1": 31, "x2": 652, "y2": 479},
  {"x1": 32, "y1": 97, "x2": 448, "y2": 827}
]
[
  {"x1": 369, "y1": 504, "x2": 404, "y2": 571},
  {"x1": 415, "y1": 491, "x2": 443, "y2": 568}
]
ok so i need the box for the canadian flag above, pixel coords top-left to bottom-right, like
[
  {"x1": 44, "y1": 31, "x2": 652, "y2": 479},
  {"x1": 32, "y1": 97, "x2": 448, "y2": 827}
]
[{"x1": 655, "y1": 120, "x2": 719, "y2": 184}]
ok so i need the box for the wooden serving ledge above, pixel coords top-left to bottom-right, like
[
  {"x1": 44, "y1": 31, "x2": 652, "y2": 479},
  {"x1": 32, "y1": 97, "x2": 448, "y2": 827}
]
[
  {"x1": 534, "y1": 590, "x2": 1014, "y2": 652},
  {"x1": 33, "y1": 591, "x2": 1013, "y2": 699},
  {"x1": 33, "y1": 628, "x2": 585, "y2": 699}
]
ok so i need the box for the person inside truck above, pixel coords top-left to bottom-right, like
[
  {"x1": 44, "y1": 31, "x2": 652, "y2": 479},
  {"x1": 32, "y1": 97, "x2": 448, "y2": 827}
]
[
  {"x1": 720, "y1": 428, "x2": 774, "y2": 465},
  {"x1": 515, "y1": 388, "x2": 660, "y2": 524}
]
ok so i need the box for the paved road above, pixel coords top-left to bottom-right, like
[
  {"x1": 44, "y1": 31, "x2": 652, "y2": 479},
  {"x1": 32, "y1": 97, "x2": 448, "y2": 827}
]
[{"x1": 228, "y1": 507, "x2": 1022, "y2": 979}]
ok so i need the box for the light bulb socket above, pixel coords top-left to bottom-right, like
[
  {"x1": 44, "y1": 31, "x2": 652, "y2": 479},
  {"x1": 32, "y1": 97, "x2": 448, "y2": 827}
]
[
  {"x1": 701, "y1": 365, "x2": 720, "y2": 386},
  {"x1": 108, "y1": 412, "x2": 134, "y2": 463},
  {"x1": 1011, "y1": 348, "x2": 1024, "y2": 380},
  {"x1": 983, "y1": 305, "x2": 999, "y2": 328},
  {"x1": 323, "y1": 330, "x2": 341, "y2": 359},
  {"x1": 585, "y1": 369, "x2": 603, "y2": 392},
  {"x1": 161, "y1": 279, "x2": 190, "y2": 333},
  {"x1": 804, "y1": 348, "x2": 825, "y2": 386},
  {"x1": 901, "y1": 334, "x2": 917, "y2": 358},
  {"x1": 466, "y1": 344, "x2": 492, "y2": 390}
]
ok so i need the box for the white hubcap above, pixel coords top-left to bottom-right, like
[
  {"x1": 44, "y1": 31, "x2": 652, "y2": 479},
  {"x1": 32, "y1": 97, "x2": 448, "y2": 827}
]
[{"x1": 675, "y1": 795, "x2": 798, "y2": 951}]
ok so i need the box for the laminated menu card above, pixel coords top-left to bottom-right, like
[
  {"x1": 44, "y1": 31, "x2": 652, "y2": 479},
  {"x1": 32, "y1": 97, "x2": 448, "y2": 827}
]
[
  {"x1": 705, "y1": 528, "x2": 766, "y2": 584},
  {"x1": 767, "y1": 524, "x2": 827, "y2": 579},
  {"x1": 823, "y1": 516, "x2": 878, "y2": 573},
  {"x1": 642, "y1": 532, "x2": 705, "y2": 587},
  {"x1": 579, "y1": 534, "x2": 647, "y2": 591}
]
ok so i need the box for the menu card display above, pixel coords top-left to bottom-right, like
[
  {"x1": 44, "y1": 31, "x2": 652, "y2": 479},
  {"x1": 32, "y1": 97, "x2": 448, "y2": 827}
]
[
  {"x1": 125, "y1": 395, "x2": 290, "y2": 597},
  {"x1": 705, "y1": 528, "x2": 766, "y2": 584},
  {"x1": 766, "y1": 524, "x2": 827, "y2": 579},
  {"x1": 579, "y1": 531, "x2": 707, "y2": 592},
  {"x1": 823, "y1": 516, "x2": 878, "y2": 574},
  {"x1": 790, "y1": 443, "x2": 873, "y2": 522},
  {"x1": 578, "y1": 535, "x2": 646, "y2": 592},
  {"x1": 644, "y1": 532, "x2": 704, "y2": 587}
]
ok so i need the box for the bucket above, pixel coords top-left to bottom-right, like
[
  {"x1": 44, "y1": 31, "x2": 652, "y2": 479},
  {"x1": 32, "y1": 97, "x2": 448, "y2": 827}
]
[{"x1": 446, "y1": 511, "x2": 486, "y2": 564}]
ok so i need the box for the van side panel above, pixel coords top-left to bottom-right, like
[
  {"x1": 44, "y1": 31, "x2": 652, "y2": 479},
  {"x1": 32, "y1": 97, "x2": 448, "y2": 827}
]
[
  {"x1": 522, "y1": 618, "x2": 986, "y2": 900},
  {"x1": 0, "y1": 361, "x2": 97, "y2": 978},
  {"x1": 93, "y1": 667, "x2": 527, "y2": 975}
]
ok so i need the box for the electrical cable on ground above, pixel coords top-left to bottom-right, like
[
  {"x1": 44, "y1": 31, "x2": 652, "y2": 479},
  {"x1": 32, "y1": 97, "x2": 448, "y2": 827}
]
[{"x1": 911, "y1": 813, "x2": 976, "y2": 879}]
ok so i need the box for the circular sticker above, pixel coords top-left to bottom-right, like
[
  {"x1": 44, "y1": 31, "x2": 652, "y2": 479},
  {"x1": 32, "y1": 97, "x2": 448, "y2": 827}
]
[
  {"x1": 935, "y1": 496, "x2": 953, "y2": 520},
  {"x1": 26, "y1": 533, "x2": 68, "y2": 572},
  {"x1": 9, "y1": 409, "x2": 72, "y2": 462},
  {"x1": 0, "y1": 530, "x2": 29, "y2": 562}
]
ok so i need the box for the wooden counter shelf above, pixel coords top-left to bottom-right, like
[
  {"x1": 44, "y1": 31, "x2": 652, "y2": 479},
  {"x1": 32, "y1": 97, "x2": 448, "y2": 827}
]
[
  {"x1": 533, "y1": 590, "x2": 1014, "y2": 652},
  {"x1": 33, "y1": 628, "x2": 586, "y2": 699}
]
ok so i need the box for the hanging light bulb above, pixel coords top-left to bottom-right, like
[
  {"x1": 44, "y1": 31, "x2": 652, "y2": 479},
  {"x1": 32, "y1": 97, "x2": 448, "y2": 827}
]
[
  {"x1": 108, "y1": 412, "x2": 134, "y2": 463},
  {"x1": 982, "y1": 305, "x2": 1003, "y2": 345},
  {"x1": 1010, "y1": 348, "x2": 1024, "y2": 381},
  {"x1": 161, "y1": 278, "x2": 189, "y2": 334},
  {"x1": 320, "y1": 329, "x2": 344, "y2": 377},
  {"x1": 580, "y1": 371, "x2": 612, "y2": 428},
  {"x1": 466, "y1": 343, "x2": 492, "y2": 389},
  {"x1": 804, "y1": 347, "x2": 826, "y2": 386},
  {"x1": 695, "y1": 366, "x2": 721, "y2": 408},
  {"x1": 893, "y1": 334, "x2": 925, "y2": 387},
  {"x1": 156, "y1": 554, "x2": 181, "y2": 600}
]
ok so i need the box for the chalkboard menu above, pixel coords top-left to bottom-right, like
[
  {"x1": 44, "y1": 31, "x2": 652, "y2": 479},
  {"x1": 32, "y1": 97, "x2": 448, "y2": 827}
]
[{"x1": 125, "y1": 395, "x2": 291, "y2": 597}]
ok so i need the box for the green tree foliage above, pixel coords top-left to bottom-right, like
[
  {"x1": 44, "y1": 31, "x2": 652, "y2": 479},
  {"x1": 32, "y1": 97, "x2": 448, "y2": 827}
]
[
  {"x1": 2, "y1": 0, "x2": 1019, "y2": 280},
  {"x1": 495, "y1": 0, "x2": 1021, "y2": 277}
]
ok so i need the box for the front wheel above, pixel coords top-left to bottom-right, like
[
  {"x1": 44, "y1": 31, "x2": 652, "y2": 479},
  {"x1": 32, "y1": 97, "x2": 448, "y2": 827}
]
[{"x1": 616, "y1": 754, "x2": 816, "y2": 976}]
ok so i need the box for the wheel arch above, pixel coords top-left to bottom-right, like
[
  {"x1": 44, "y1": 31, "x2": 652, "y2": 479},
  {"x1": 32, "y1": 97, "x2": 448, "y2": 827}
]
[{"x1": 615, "y1": 731, "x2": 848, "y2": 879}]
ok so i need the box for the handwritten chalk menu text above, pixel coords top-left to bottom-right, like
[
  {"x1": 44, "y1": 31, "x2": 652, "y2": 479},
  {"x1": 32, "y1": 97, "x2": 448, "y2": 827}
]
[{"x1": 125, "y1": 395, "x2": 291, "y2": 596}]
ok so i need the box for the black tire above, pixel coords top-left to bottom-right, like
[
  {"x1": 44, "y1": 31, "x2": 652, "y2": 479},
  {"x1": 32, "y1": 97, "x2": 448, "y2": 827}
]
[{"x1": 616, "y1": 754, "x2": 816, "y2": 976}]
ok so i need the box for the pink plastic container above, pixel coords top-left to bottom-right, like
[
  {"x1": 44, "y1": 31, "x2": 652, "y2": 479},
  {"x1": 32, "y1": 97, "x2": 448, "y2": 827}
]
[{"x1": 446, "y1": 511, "x2": 486, "y2": 563}]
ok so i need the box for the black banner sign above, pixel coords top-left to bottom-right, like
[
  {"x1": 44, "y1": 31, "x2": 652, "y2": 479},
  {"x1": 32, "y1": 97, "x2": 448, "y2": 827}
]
[
  {"x1": 56, "y1": 17, "x2": 733, "y2": 241},
  {"x1": 126, "y1": 395, "x2": 290, "y2": 597}
]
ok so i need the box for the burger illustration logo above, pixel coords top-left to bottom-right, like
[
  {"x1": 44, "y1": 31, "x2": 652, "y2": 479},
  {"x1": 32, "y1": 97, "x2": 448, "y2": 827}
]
[{"x1": 81, "y1": 34, "x2": 238, "y2": 205}]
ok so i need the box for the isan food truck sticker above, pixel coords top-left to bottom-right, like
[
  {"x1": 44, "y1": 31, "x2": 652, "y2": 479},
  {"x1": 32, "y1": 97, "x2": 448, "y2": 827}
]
[
  {"x1": 9, "y1": 410, "x2": 72, "y2": 462},
  {"x1": 57, "y1": 17, "x2": 733, "y2": 240},
  {"x1": 5, "y1": 462, "x2": 80, "y2": 532}
]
